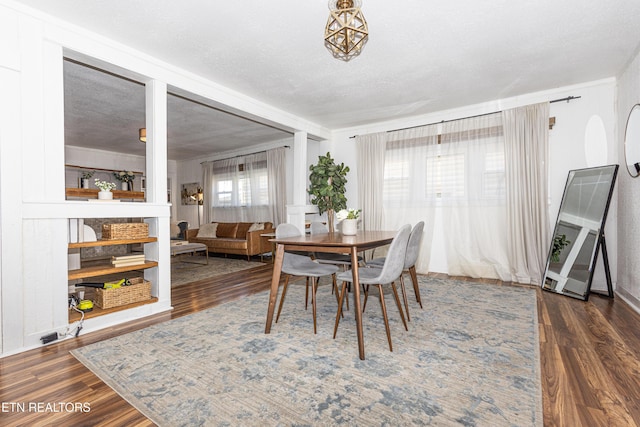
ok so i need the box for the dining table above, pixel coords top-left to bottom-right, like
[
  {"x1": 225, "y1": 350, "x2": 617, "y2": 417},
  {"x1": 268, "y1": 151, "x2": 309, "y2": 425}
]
[{"x1": 264, "y1": 230, "x2": 397, "y2": 360}]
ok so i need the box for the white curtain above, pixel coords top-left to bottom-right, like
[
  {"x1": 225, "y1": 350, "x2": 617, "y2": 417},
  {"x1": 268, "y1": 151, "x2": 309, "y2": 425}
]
[
  {"x1": 356, "y1": 132, "x2": 387, "y2": 231},
  {"x1": 267, "y1": 147, "x2": 287, "y2": 226},
  {"x1": 379, "y1": 125, "x2": 439, "y2": 272},
  {"x1": 201, "y1": 152, "x2": 271, "y2": 223},
  {"x1": 440, "y1": 114, "x2": 511, "y2": 281},
  {"x1": 502, "y1": 102, "x2": 550, "y2": 284}
]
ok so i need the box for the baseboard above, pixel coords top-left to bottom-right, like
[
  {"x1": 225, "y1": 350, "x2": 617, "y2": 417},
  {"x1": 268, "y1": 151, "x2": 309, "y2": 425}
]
[{"x1": 615, "y1": 287, "x2": 640, "y2": 316}]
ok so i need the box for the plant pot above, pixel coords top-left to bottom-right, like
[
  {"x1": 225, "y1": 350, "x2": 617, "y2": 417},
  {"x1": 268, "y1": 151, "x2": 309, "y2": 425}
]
[
  {"x1": 341, "y1": 218, "x2": 358, "y2": 235},
  {"x1": 327, "y1": 209, "x2": 335, "y2": 234},
  {"x1": 81, "y1": 178, "x2": 89, "y2": 189},
  {"x1": 98, "y1": 190, "x2": 113, "y2": 200},
  {"x1": 121, "y1": 182, "x2": 128, "y2": 191}
]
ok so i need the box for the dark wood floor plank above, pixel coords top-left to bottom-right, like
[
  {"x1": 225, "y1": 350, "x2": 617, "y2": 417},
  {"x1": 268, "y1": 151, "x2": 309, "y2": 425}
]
[{"x1": 1, "y1": 266, "x2": 640, "y2": 426}]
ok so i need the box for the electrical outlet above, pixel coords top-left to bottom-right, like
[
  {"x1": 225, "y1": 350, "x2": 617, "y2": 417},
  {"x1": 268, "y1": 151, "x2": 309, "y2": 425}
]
[{"x1": 40, "y1": 332, "x2": 58, "y2": 344}]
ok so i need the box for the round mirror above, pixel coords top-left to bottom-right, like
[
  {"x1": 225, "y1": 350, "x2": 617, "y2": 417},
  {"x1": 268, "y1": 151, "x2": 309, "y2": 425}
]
[{"x1": 624, "y1": 104, "x2": 640, "y2": 177}]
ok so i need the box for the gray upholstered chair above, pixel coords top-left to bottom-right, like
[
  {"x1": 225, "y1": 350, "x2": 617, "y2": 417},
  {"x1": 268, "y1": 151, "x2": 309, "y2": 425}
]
[
  {"x1": 274, "y1": 223, "x2": 341, "y2": 334},
  {"x1": 333, "y1": 224, "x2": 412, "y2": 352},
  {"x1": 367, "y1": 221, "x2": 424, "y2": 320}
]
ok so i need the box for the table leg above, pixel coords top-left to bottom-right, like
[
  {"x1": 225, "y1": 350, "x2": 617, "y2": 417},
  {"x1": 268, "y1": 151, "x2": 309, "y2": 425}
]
[
  {"x1": 265, "y1": 243, "x2": 285, "y2": 333},
  {"x1": 351, "y1": 246, "x2": 365, "y2": 360}
]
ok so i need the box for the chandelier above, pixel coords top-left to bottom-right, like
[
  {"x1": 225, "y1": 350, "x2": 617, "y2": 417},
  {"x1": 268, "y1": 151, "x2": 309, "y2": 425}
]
[{"x1": 324, "y1": 0, "x2": 369, "y2": 61}]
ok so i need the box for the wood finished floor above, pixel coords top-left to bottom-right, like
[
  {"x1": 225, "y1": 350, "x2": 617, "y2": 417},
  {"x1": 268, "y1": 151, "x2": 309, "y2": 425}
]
[{"x1": 1, "y1": 266, "x2": 639, "y2": 426}]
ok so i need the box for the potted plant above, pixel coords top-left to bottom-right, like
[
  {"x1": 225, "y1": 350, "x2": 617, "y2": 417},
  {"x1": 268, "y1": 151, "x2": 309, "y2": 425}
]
[
  {"x1": 551, "y1": 234, "x2": 571, "y2": 263},
  {"x1": 80, "y1": 170, "x2": 95, "y2": 189},
  {"x1": 308, "y1": 152, "x2": 349, "y2": 232},
  {"x1": 114, "y1": 171, "x2": 136, "y2": 191},
  {"x1": 94, "y1": 179, "x2": 117, "y2": 200},
  {"x1": 337, "y1": 208, "x2": 361, "y2": 235}
]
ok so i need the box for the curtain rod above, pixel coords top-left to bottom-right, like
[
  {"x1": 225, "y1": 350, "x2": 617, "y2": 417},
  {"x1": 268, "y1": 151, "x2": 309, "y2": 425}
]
[
  {"x1": 200, "y1": 145, "x2": 290, "y2": 164},
  {"x1": 349, "y1": 96, "x2": 581, "y2": 139}
]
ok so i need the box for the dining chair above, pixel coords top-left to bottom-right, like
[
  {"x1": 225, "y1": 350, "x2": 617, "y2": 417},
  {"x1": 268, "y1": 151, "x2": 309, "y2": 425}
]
[
  {"x1": 274, "y1": 223, "x2": 341, "y2": 334},
  {"x1": 367, "y1": 221, "x2": 424, "y2": 320},
  {"x1": 309, "y1": 220, "x2": 367, "y2": 311},
  {"x1": 333, "y1": 224, "x2": 412, "y2": 352}
]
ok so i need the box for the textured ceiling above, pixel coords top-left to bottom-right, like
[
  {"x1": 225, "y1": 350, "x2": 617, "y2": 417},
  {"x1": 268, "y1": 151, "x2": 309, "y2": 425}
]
[
  {"x1": 13, "y1": 0, "x2": 640, "y2": 159},
  {"x1": 63, "y1": 60, "x2": 292, "y2": 161}
]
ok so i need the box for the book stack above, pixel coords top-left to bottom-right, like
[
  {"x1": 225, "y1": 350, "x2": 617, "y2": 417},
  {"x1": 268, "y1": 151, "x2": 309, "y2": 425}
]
[{"x1": 111, "y1": 254, "x2": 146, "y2": 267}]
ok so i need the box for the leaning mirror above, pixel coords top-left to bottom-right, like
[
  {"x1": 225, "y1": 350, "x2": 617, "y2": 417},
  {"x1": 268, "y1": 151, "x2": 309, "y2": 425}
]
[
  {"x1": 542, "y1": 165, "x2": 618, "y2": 300},
  {"x1": 624, "y1": 104, "x2": 640, "y2": 177}
]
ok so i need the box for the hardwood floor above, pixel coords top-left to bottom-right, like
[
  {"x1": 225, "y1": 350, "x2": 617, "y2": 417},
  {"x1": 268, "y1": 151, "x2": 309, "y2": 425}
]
[{"x1": 1, "y1": 266, "x2": 639, "y2": 426}]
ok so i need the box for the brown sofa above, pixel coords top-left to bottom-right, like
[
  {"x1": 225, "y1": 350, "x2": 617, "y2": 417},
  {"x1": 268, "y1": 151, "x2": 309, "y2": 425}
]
[{"x1": 186, "y1": 221, "x2": 274, "y2": 260}]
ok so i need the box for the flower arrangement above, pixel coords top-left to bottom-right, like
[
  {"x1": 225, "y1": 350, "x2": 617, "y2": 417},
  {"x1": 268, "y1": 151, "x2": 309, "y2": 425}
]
[
  {"x1": 114, "y1": 171, "x2": 136, "y2": 183},
  {"x1": 94, "y1": 178, "x2": 117, "y2": 192},
  {"x1": 81, "y1": 170, "x2": 95, "y2": 179},
  {"x1": 336, "y1": 208, "x2": 361, "y2": 221}
]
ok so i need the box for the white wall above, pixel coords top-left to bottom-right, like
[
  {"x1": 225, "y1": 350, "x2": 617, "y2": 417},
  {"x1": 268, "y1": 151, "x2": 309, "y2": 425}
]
[
  {"x1": 330, "y1": 79, "x2": 618, "y2": 289},
  {"x1": 616, "y1": 46, "x2": 640, "y2": 313}
]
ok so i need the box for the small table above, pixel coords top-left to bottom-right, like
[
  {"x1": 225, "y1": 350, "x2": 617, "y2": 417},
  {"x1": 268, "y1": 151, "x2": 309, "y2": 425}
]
[{"x1": 170, "y1": 241, "x2": 208, "y2": 265}]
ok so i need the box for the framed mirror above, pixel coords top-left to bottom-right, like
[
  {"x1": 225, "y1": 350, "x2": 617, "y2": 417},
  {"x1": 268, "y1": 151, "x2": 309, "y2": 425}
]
[
  {"x1": 542, "y1": 165, "x2": 618, "y2": 300},
  {"x1": 624, "y1": 104, "x2": 640, "y2": 177}
]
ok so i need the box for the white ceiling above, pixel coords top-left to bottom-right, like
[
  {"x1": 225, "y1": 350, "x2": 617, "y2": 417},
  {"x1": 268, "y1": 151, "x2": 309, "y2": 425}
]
[{"x1": 14, "y1": 0, "x2": 640, "y2": 160}]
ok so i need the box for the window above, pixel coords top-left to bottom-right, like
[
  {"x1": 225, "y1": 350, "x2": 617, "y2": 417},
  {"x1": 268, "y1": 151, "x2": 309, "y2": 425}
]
[
  {"x1": 383, "y1": 125, "x2": 505, "y2": 206},
  {"x1": 481, "y1": 151, "x2": 505, "y2": 199},
  {"x1": 425, "y1": 153, "x2": 466, "y2": 199},
  {"x1": 212, "y1": 161, "x2": 269, "y2": 208}
]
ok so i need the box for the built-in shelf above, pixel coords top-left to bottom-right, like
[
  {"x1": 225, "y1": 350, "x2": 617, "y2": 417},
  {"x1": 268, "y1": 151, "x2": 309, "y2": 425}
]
[
  {"x1": 66, "y1": 188, "x2": 145, "y2": 200},
  {"x1": 68, "y1": 261, "x2": 158, "y2": 281},
  {"x1": 69, "y1": 297, "x2": 159, "y2": 322},
  {"x1": 69, "y1": 237, "x2": 157, "y2": 249}
]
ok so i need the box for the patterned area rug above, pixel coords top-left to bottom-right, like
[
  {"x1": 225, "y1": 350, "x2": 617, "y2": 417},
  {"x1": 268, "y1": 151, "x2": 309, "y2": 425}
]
[
  {"x1": 170, "y1": 255, "x2": 265, "y2": 287},
  {"x1": 71, "y1": 277, "x2": 542, "y2": 426}
]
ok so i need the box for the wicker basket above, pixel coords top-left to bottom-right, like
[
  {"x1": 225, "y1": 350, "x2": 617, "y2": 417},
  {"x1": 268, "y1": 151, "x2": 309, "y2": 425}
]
[
  {"x1": 94, "y1": 277, "x2": 152, "y2": 309},
  {"x1": 102, "y1": 222, "x2": 149, "y2": 240}
]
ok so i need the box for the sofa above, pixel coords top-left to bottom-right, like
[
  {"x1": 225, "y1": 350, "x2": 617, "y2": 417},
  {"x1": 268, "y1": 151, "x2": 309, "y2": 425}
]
[{"x1": 186, "y1": 221, "x2": 274, "y2": 260}]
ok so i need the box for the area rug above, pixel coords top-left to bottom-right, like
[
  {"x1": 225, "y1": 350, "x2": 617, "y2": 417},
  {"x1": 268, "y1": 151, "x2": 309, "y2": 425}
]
[
  {"x1": 170, "y1": 256, "x2": 265, "y2": 287},
  {"x1": 71, "y1": 277, "x2": 542, "y2": 426}
]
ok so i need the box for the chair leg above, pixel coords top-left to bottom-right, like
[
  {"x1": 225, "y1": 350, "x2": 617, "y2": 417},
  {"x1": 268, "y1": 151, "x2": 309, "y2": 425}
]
[
  {"x1": 305, "y1": 277, "x2": 310, "y2": 310},
  {"x1": 276, "y1": 275, "x2": 291, "y2": 323},
  {"x1": 312, "y1": 277, "x2": 318, "y2": 334},
  {"x1": 333, "y1": 281, "x2": 348, "y2": 339},
  {"x1": 331, "y1": 274, "x2": 344, "y2": 318},
  {"x1": 377, "y1": 284, "x2": 393, "y2": 352},
  {"x1": 409, "y1": 266, "x2": 423, "y2": 308},
  {"x1": 391, "y1": 281, "x2": 408, "y2": 331},
  {"x1": 399, "y1": 274, "x2": 411, "y2": 322},
  {"x1": 362, "y1": 284, "x2": 369, "y2": 312}
]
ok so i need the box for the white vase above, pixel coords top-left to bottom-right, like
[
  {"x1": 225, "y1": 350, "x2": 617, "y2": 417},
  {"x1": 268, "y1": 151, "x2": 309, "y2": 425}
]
[
  {"x1": 98, "y1": 190, "x2": 113, "y2": 200},
  {"x1": 341, "y1": 219, "x2": 358, "y2": 235},
  {"x1": 81, "y1": 178, "x2": 89, "y2": 189},
  {"x1": 121, "y1": 182, "x2": 128, "y2": 191}
]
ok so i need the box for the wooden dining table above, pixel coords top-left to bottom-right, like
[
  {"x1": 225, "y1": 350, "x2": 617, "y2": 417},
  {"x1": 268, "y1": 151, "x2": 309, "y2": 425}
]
[{"x1": 264, "y1": 230, "x2": 397, "y2": 360}]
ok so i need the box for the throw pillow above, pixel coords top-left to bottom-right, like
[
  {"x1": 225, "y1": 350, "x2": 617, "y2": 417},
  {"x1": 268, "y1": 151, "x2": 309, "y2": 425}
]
[
  {"x1": 197, "y1": 223, "x2": 218, "y2": 238},
  {"x1": 248, "y1": 222, "x2": 265, "y2": 232},
  {"x1": 169, "y1": 222, "x2": 181, "y2": 239}
]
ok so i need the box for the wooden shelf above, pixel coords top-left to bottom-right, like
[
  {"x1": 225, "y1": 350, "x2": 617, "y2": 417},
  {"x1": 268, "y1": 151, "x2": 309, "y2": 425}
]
[
  {"x1": 68, "y1": 261, "x2": 158, "y2": 281},
  {"x1": 69, "y1": 237, "x2": 157, "y2": 249},
  {"x1": 68, "y1": 297, "x2": 158, "y2": 322},
  {"x1": 65, "y1": 188, "x2": 145, "y2": 200}
]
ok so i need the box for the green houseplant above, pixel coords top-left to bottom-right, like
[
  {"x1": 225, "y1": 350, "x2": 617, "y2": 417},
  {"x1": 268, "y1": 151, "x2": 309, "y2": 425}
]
[
  {"x1": 551, "y1": 234, "x2": 571, "y2": 263},
  {"x1": 308, "y1": 152, "x2": 349, "y2": 232}
]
